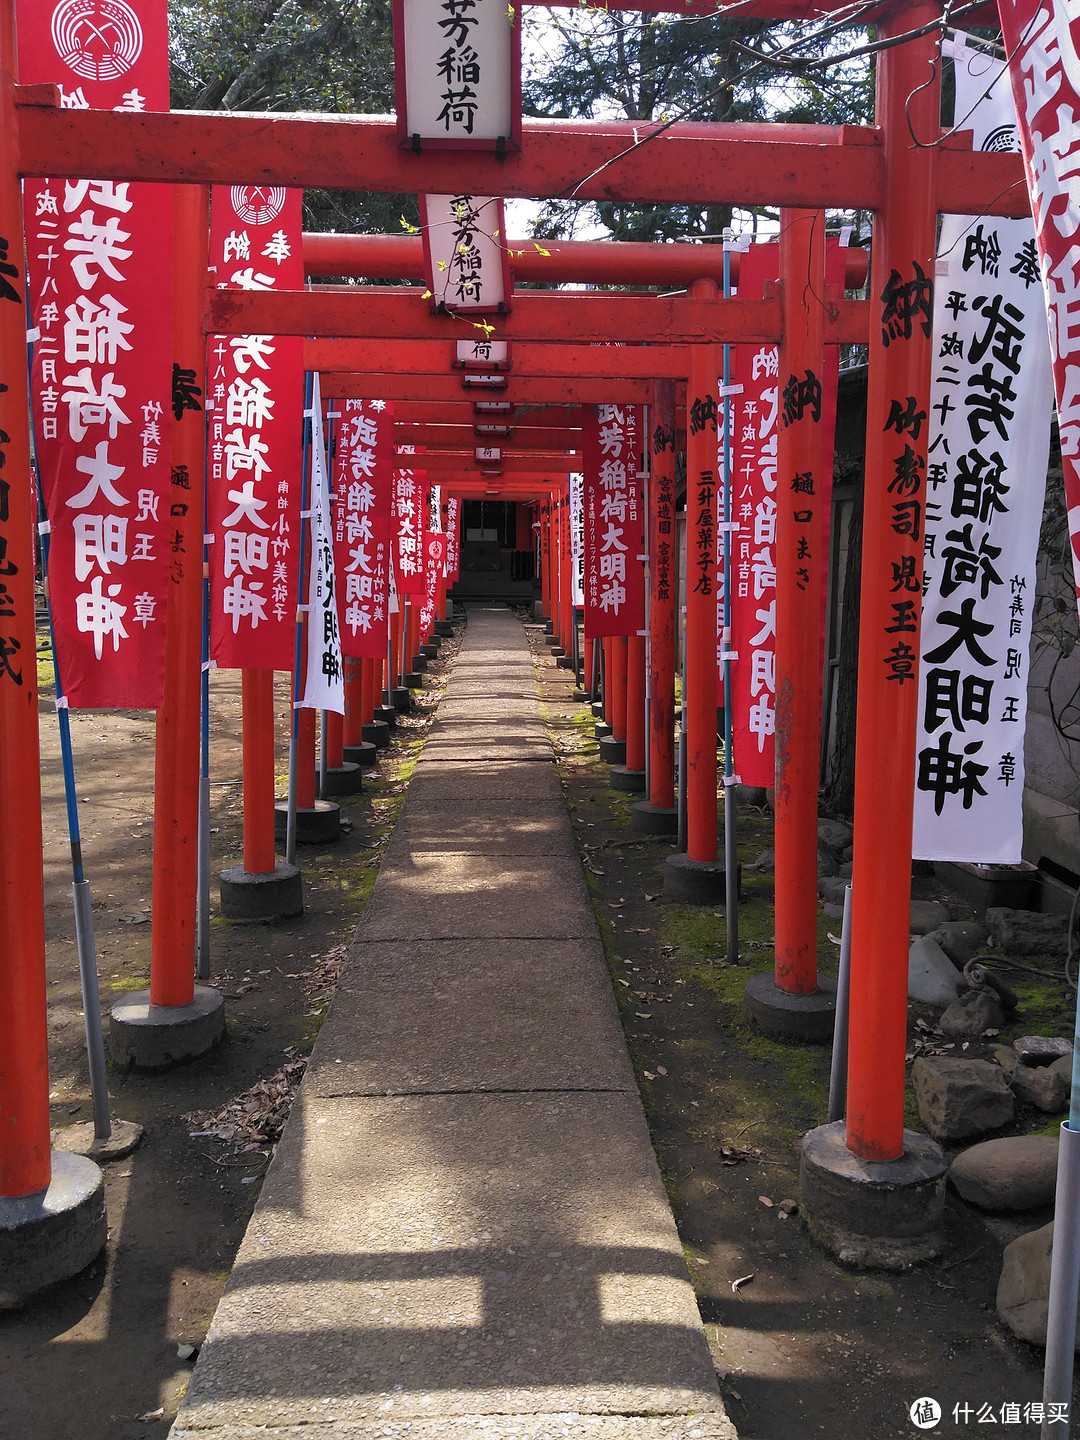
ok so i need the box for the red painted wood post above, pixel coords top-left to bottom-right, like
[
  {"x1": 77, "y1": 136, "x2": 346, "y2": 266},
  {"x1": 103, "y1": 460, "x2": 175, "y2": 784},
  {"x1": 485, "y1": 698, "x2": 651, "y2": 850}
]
[
  {"x1": 406, "y1": 598, "x2": 420, "y2": 666},
  {"x1": 559, "y1": 487, "x2": 573, "y2": 654},
  {"x1": 601, "y1": 638, "x2": 612, "y2": 722},
  {"x1": 297, "y1": 707, "x2": 317, "y2": 810},
  {"x1": 389, "y1": 607, "x2": 403, "y2": 686},
  {"x1": 364, "y1": 657, "x2": 379, "y2": 722},
  {"x1": 773, "y1": 210, "x2": 827, "y2": 994},
  {"x1": 149, "y1": 185, "x2": 209, "y2": 1009},
  {"x1": 0, "y1": 1, "x2": 51, "y2": 1196},
  {"x1": 846, "y1": 5, "x2": 939, "y2": 1161},
  {"x1": 625, "y1": 635, "x2": 646, "y2": 773},
  {"x1": 325, "y1": 711, "x2": 344, "y2": 768},
  {"x1": 241, "y1": 670, "x2": 277, "y2": 875},
  {"x1": 548, "y1": 498, "x2": 561, "y2": 644},
  {"x1": 343, "y1": 658, "x2": 363, "y2": 746},
  {"x1": 685, "y1": 313, "x2": 722, "y2": 863},
  {"x1": 539, "y1": 499, "x2": 551, "y2": 621},
  {"x1": 609, "y1": 636, "x2": 628, "y2": 741},
  {"x1": 648, "y1": 379, "x2": 678, "y2": 810}
]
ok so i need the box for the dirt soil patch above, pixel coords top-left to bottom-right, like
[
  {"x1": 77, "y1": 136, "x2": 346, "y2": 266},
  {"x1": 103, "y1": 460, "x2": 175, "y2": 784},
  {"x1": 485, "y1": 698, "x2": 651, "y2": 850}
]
[{"x1": 5, "y1": 607, "x2": 1078, "y2": 1440}]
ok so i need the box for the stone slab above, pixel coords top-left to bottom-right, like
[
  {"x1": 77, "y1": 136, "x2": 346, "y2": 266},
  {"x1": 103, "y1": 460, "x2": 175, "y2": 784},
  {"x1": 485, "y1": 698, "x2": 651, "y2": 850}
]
[
  {"x1": 405, "y1": 761, "x2": 562, "y2": 804},
  {"x1": 421, "y1": 741, "x2": 553, "y2": 764},
  {"x1": 359, "y1": 851, "x2": 595, "y2": 940},
  {"x1": 384, "y1": 800, "x2": 577, "y2": 858},
  {"x1": 176, "y1": 1092, "x2": 723, "y2": 1430},
  {"x1": 305, "y1": 939, "x2": 636, "y2": 1097},
  {"x1": 171, "y1": 1416, "x2": 737, "y2": 1440}
]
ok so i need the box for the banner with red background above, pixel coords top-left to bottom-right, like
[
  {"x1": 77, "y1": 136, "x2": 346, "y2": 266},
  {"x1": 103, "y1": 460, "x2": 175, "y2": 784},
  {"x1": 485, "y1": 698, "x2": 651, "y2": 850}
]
[
  {"x1": 582, "y1": 404, "x2": 645, "y2": 638},
  {"x1": 333, "y1": 397, "x2": 393, "y2": 659},
  {"x1": 206, "y1": 187, "x2": 304, "y2": 669},
  {"x1": 20, "y1": 0, "x2": 173, "y2": 708},
  {"x1": 392, "y1": 467, "x2": 427, "y2": 597}
]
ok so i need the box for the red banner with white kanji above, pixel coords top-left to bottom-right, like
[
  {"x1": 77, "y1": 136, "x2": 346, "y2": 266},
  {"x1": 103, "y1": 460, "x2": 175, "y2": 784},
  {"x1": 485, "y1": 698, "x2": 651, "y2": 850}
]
[
  {"x1": 420, "y1": 531, "x2": 446, "y2": 636},
  {"x1": 20, "y1": 0, "x2": 173, "y2": 708},
  {"x1": 445, "y1": 495, "x2": 461, "y2": 580},
  {"x1": 582, "y1": 404, "x2": 644, "y2": 638},
  {"x1": 206, "y1": 187, "x2": 304, "y2": 669},
  {"x1": 393, "y1": 468, "x2": 427, "y2": 596},
  {"x1": 333, "y1": 398, "x2": 394, "y2": 658}
]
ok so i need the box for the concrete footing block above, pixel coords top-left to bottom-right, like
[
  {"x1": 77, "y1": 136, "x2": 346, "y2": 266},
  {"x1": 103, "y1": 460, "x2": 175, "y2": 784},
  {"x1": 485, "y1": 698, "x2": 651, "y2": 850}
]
[
  {"x1": 609, "y1": 765, "x2": 646, "y2": 793},
  {"x1": 744, "y1": 971, "x2": 838, "y2": 1044},
  {"x1": 52, "y1": 1120, "x2": 144, "y2": 1163},
  {"x1": 434, "y1": 619, "x2": 453, "y2": 636},
  {"x1": 800, "y1": 1120, "x2": 947, "y2": 1269},
  {"x1": 598, "y1": 735, "x2": 627, "y2": 765},
  {"x1": 591, "y1": 701, "x2": 605, "y2": 719},
  {"x1": 384, "y1": 687, "x2": 411, "y2": 713},
  {"x1": 344, "y1": 739, "x2": 379, "y2": 766},
  {"x1": 319, "y1": 761, "x2": 362, "y2": 796},
  {"x1": 404, "y1": 670, "x2": 425, "y2": 690},
  {"x1": 594, "y1": 721, "x2": 613, "y2": 741},
  {"x1": 372, "y1": 705, "x2": 397, "y2": 727},
  {"x1": 362, "y1": 721, "x2": 390, "y2": 749},
  {"x1": 0, "y1": 1153, "x2": 107, "y2": 1309},
  {"x1": 410, "y1": 654, "x2": 428, "y2": 673},
  {"x1": 544, "y1": 619, "x2": 554, "y2": 634},
  {"x1": 109, "y1": 985, "x2": 226, "y2": 1071},
  {"x1": 219, "y1": 861, "x2": 303, "y2": 920},
  {"x1": 422, "y1": 641, "x2": 440, "y2": 659},
  {"x1": 556, "y1": 654, "x2": 576, "y2": 669},
  {"x1": 663, "y1": 852, "x2": 740, "y2": 905},
  {"x1": 630, "y1": 800, "x2": 679, "y2": 835},
  {"x1": 274, "y1": 799, "x2": 341, "y2": 845}
]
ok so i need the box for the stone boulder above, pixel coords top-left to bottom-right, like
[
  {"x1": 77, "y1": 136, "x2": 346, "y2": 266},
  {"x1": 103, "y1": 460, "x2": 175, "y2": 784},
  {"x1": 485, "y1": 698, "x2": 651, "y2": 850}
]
[
  {"x1": 938, "y1": 988, "x2": 1005, "y2": 1038},
  {"x1": 949, "y1": 1135, "x2": 1059, "y2": 1212},
  {"x1": 998, "y1": 1222, "x2": 1080, "y2": 1349},
  {"x1": 908, "y1": 934, "x2": 963, "y2": 1008},
  {"x1": 1011, "y1": 1063, "x2": 1069, "y2": 1114},
  {"x1": 818, "y1": 819, "x2": 853, "y2": 852},
  {"x1": 818, "y1": 846, "x2": 840, "y2": 878},
  {"x1": 911, "y1": 1056, "x2": 1014, "y2": 1141},
  {"x1": 910, "y1": 899, "x2": 953, "y2": 935},
  {"x1": 923, "y1": 921, "x2": 990, "y2": 968},
  {"x1": 986, "y1": 908, "x2": 1069, "y2": 959},
  {"x1": 818, "y1": 875, "x2": 849, "y2": 904},
  {"x1": 988, "y1": 1043, "x2": 1019, "y2": 1082},
  {"x1": 1015, "y1": 1036, "x2": 1073, "y2": 1067},
  {"x1": 752, "y1": 850, "x2": 775, "y2": 872}
]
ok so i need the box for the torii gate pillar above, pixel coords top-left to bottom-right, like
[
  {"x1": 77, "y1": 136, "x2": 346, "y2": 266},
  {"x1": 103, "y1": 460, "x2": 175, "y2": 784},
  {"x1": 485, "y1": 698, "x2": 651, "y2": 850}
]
[{"x1": 799, "y1": 2, "x2": 948, "y2": 1268}]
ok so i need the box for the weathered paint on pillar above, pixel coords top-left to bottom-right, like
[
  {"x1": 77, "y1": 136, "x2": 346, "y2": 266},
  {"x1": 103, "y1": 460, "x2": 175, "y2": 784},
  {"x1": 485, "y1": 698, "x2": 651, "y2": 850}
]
[
  {"x1": 774, "y1": 210, "x2": 827, "y2": 994},
  {"x1": 297, "y1": 707, "x2": 317, "y2": 810},
  {"x1": 847, "y1": 7, "x2": 939, "y2": 1162},
  {"x1": 685, "y1": 305, "x2": 722, "y2": 862},
  {"x1": 625, "y1": 634, "x2": 646, "y2": 772},
  {"x1": 241, "y1": 670, "x2": 276, "y2": 875},
  {"x1": 149, "y1": 186, "x2": 209, "y2": 1009},
  {"x1": 648, "y1": 379, "x2": 678, "y2": 810},
  {"x1": 0, "y1": 0, "x2": 51, "y2": 1196},
  {"x1": 343, "y1": 657, "x2": 363, "y2": 746},
  {"x1": 609, "y1": 635, "x2": 628, "y2": 741}
]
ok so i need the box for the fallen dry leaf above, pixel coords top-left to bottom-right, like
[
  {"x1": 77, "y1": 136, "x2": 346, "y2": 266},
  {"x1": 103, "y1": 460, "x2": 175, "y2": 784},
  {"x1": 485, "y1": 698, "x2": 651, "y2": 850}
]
[
  {"x1": 656, "y1": 1065, "x2": 668, "y2": 1076},
  {"x1": 758, "y1": 1195, "x2": 774, "y2": 1207}
]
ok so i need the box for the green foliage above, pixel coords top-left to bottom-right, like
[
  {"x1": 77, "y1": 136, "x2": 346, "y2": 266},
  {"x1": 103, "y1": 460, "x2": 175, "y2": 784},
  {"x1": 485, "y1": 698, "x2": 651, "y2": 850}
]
[
  {"x1": 521, "y1": 10, "x2": 874, "y2": 243},
  {"x1": 168, "y1": 0, "x2": 418, "y2": 237}
]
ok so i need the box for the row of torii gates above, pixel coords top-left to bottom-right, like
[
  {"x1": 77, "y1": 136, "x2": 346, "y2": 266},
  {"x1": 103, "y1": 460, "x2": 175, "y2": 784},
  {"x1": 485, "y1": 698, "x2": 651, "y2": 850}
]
[{"x1": 0, "y1": 0, "x2": 1030, "y2": 1271}]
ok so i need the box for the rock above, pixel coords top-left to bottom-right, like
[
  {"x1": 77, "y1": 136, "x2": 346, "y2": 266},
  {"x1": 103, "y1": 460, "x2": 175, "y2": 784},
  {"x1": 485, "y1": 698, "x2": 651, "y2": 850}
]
[
  {"x1": 911, "y1": 1056, "x2": 1014, "y2": 1141},
  {"x1": 949, "y1": 1135, "x2": 1060, "y2": 1211},
  {"x1": 823, "y1": 902, "x2": 845, "y2": 919},
  {"x1": 737, "y1": 786, "x2": 768, "y2": 808},
  {"x1": 842, "y1": 845, "x2": 854, "y2": 862},
  {"x1": 839, "y1": 861, "x2": 853, "y2": 879},
  {"x1": 923, "y1": 921, "x2": 990, "y2": 968},
  {"x1": 998, "y1": 1222, "x2": 1080, "y2": 1349},
  {"x1": 908, "y1": 934, "x2": 963, "y2": 1008},
  {"x1": 938, "y1": 988, "x2": 1005, "y2": 1038},
  {"x1": 777, "y1": 1198, "x2": 798, "y2": 1217},
  {"x1": 817, "y1": 819, "x2": 853, "y2": 851},
  {"x1": 818, "y1": 875, "x2": 848, "y2": 904},
  {"x1": 1015, "y1": 1035, "x2": 1074, "y2": 1067},
  {"x1": 910, "y1": 899, "x2": 952, "y2": 935},
  {"x1": 986, "y1": 908, "x2": 1069, "y2": 959},
  {"x1": 989, "y1": 1043, "x2": 1019, "y2": 1081},
  {"x1": 1011, "y1": 1063, "x2": 1069, "y2": 1114},
  {"x1": 818, "y1": 846, "x2": 840, "y2": 878},
  {"x1": 752, "y1": 849, "x2": 775, "y2": 872},
  {"x1": 1050, "y1": 1054, "x2": 1074, "y2": 1084}
]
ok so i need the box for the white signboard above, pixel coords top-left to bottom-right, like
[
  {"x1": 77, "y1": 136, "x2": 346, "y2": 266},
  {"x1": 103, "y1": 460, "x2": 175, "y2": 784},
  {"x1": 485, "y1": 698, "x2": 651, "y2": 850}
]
[
  {"x1": 396, "y1": 0, "x2": 518, "y2": 148},
  {"x1": 302, "y1": 372, "x2": 345, "y2": 714},
  {"x1": 423, "y1": 194, "x2": 509, "y2": 313},
  {"x1": 912, "y1": 36, "x2": 1053, "y2": 862}
]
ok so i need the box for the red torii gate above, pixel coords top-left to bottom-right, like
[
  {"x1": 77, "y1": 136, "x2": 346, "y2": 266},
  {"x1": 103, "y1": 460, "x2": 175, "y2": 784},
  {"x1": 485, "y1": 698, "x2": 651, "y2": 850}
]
[{"x1": 0, "y1": 0, "x2": 1025, "y2": 1271}]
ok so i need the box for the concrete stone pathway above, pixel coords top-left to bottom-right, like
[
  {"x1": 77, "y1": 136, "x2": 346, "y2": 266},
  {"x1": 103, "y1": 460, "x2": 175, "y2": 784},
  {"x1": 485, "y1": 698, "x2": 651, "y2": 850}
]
[{"x1": 171, "y1": 606, "x2": 734, "y2": 1440}]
